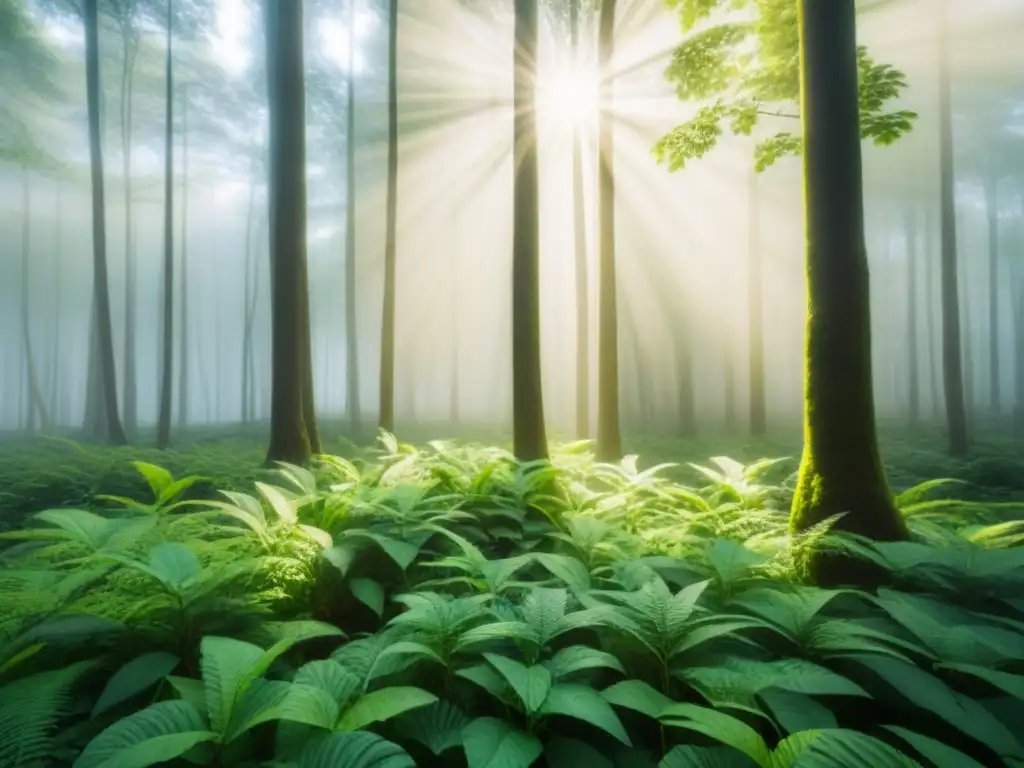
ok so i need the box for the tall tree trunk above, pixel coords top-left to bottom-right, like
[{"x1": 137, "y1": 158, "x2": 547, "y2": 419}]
[
  {"x1": 121, "y1": 21, "x2": 139, "y2": 439},
  {"x1": 789, "y1": 0, "x2": 907, "y2": 580},
  {"x1": 379, "y1": 0, "x2": 399, "y2": 434},
  {"x1": 49, "y1": 181, "x2": 63, "y2": 422},
  {"x1": 905, "y1": 206, "x2": 919, "y2": 427},
  {"x1": 177, "y1": 82, "x2": 190, "y2": 430},
  {"x1": 723, "y1": 333, "x2": 736, "y2": 430},
  {"x1": 264, "y1": 0, "x2": 315, "y2": 464},
  {"x1": 241, "y1": 153, "x2": 257, "y2": 424},
  {"x1": 938, "y1": 0, "x2": 969, "y2": 455},
  {"x1": 595, "y1": 0, "x2": 621, "y2": 461},
  {"x1": 156, "y1": 0, "x2": 175, "y2": 450},
  {"x1": 925, "y1": 201, "x2": 939, "y2": 419},
  {"x1": 570, "y1": 0, "x2": 590, "y2": 440},
  {"x1": 511, "y1": 0, "x2": 548, "y2": 460},
  {"x1": 748, "y1": 165, "x2": 766, "y2": 435},
  {"x1": 20, "y1": 165, "x2": 51, "y2": 431},
  {"x1": 83, "y1": 0, "x2": 128, "y2": 445},
  {"x1": 985, "y1": 166, "x2": 1000, "y2": 415},
  {"x1": 1014, "y1": 258, "x2": 1024, "y2": 436},
  {"x1": 345, "y1": 0, "x2": 361, "y2": 437},
  {"x1": 961, "y1": 259, "x2": 974, "y2": 424}
]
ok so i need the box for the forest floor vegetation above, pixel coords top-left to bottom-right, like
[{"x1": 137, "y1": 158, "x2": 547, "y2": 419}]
[{"x1": 0, "y1": 426, "x2": 1023, "y2": 767}]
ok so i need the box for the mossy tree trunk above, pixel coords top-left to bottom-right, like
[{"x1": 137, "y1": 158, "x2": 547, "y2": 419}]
[
  {"x1": 511, "y1": 0, "x2": 548, "y2": 461},
  {"x1": 595, "y1": 0, "x2": 621, "y2": 461},
  {"x1": 379, "y1": 0, "x2": 399, "y2": 435},
  {"x1": 789, "y1": 0, "x2": 908, "y2": 580},
  {"x1": 264, "y1": 0, "x2": 316, "y2": 465},
  {"x1": 938, "y1": 0, "x2": 969, "y2": 455},
  {"x1": 156, "y1": 0, "x2": 175, "y2": 450},
  {"x1": 83, "y1": 0, "x2": 128, "y2": 446}
]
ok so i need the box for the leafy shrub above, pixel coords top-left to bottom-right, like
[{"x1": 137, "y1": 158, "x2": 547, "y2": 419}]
[{"x1": 0, "y1": 433, "x2": 1022, "y2": 767}]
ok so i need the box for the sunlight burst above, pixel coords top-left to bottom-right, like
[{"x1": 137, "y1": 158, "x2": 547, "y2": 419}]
[{"x1": 536, "y1": 67, "x2": 600, "y2": 129}]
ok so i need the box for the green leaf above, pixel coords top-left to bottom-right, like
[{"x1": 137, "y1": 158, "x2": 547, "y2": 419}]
[
  {"x1": 484, "y1": 654, "x2": 552, "y2": 714},
  {"x1": 392, "y1": 699, "x2": 470, "y2": 756},
  {"x1": 938, "y1": 663, "x2": 1024, "y2": 703},
  {"x1": 602, "y1": 679, "x2": 675, "y2": 719},
  {"x1": 351, "y1": 578, "x2": 386, "y2": 618},
  {"x1": 199, "y1": 636, "x2": 265, "y2": 735},
  {"x1": 338, "y1": 687, "x2": 438, "y2": 731},
  {"x1": 777, "y1": 729, "x2": 921, "y2": 768},
  {"x1": 345, "y1": 531, "x2": 421, "y2": 570},
  {"x1": 93, "y1": 652, "x2": 180, "y2": 717},
  {"x1": 545, "y1": 736, "x2": 615, "y2": 768},
  {"x1": 659, "y1": 745, "x2": 750, "y2": 767},
  {"x1": 462, "y1": 717, "x2": 543, "y2": 768},
  {"x1": 146, "y1": 543, "x2": 200, "y2": 590},
  {"x1": 883, "y1": 726, "x2": 987, "y2": 768},
  {"x1": 132, "y1": 462, "x2": 174, "y2": 500},
  {"x1": 853, "y1": 655, "x2": 1024, "y2": 759},
  {"x1": 757, "y1": 689, "x2": 837, "y2": 733},
  {"x1": 223, "y1": 679, "x2": 295, "y2": 743},
  {"x1": 256, "y1": 481, "x2": 300, "y2": 525},
  {"x1": 660, "y1": 703, "x2": 771, "y2": 765},
  {"x1": 73, "y1": 700, "x2": 213, "y2": 768},
  {"x1": 540, "y1": 683, "x2": 632, "y2": 745},
  {"x1": 545, "y1": 645, "x2": 626, "y2": 680},
  {"x1": 297, "y1": 731, "x2": 415, "y2": 768}
]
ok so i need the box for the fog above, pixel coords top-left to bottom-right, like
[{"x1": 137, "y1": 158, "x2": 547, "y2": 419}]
[{"x1": 1, "y1": 0, "x2": 1022, "y2": 442}]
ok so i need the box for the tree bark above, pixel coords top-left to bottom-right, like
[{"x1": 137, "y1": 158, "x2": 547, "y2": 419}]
[
  {"x1": 345, "y1": 0, "x2": 361, "y2": 438},
  {"x1": 925, "y1": 201, "x2": 939, "y2": 419},
  {"x1": 511, "y1": 0, "x2": 548, "y2": 461},
  {"x1": 938, "y1": 0, "x2": 969, "y2": 455},
  {"x1": 379, "y1": 0, "x2": 399, "y2": 435},
  {"x1": 20, "y1": 165, "x2": 51, "y2": 431},
  {"x1": 905, "y1": 206, "x2": 919, "y2": 427},
  {"x1": 177, "y1": 82, "x2": 190, "y2": 430},
  {"x1": 570, "y1": 0, "x2": 590, "y2": 440},
  {"x1": 748, "y1": 165, "x2": 766, "y2": 435},
  {"x1": 49, "y1": 181, "x2": 63, "y2": 423},
  {"x1": 120, "y1": 17, "x2": 139, "y2": 439},
  {"x1": 985, "y1": 166, "x2": 1000, "y2": 415},
  {"x1": 264, "y1": 0, "x2": 315, "y2": 464},
  {"x1": 595, "y1": 0, "x2": 621, "y2": 461},
  {"x1": 789, "y1": 0, "x2": 908, "y2": 582},
  {"x1": 83, "y1": 0, "x2": 127, "y2": 445},
  {"x1": 156, "y1": 0, "x2": 175, "y2": 450}
]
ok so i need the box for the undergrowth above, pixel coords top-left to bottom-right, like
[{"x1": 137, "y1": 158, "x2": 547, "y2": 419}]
[{"x1": 1, "y1": 432, "x2": 1023, "y2": 767}]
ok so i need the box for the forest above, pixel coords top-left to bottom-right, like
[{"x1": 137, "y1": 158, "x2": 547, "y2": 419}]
[{"x1": 1, "y1": 0, "x2": 1023, "y2": 765}]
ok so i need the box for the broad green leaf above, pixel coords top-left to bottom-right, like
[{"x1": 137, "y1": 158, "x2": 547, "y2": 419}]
[
  {"x1": 256, "y1": 482, "x2": 300, "y2": 524},
  {"x1": 545, "y1": 736, "x2": 615, "y2": 768},
  {"x1": 602, "y1": 679, "x2": 675, "y2": 719},
  {"x1": 93, "y1": 652, "x2": 180, "y2": 717},
  {"x1": 659, "y1": 745, "x2": 751, "y2": 767},
  {"x1": 297, "y1": 731, "x2": 415, "y2": 768},
  {"x1": 345, "y1": 531, "x2": 421, "y2": 570},
  {"x1": 392, "y1": 699, "x2": 470, "y2": 756},
  {"x1": 73, "y1": 700, "x2": 213, "y2": 768},
  {"x1": 540, "y1": 683, "x2": 631, "y2": 745},
  {"x1": 883, "y1": 726, "x2": 987, "y2": 768},
  {"x1": 199, "y1": 636, "x2": 265, "y2": 735},
  {"x1": 351, "y1": 578, "x2": 386, "y2": 618},
  {"x1": 660, "y1": 703, "x2": 771, "y2": 765},
  {"x1": 757, "y1": 689, "x2": 836, "y2": 733},
  {"x1": 545, "y1": 645, "x2": 625, "y2": 680},
  {"x1": 853, "y1": 655, "x2": 1024, "y2": 759},
  {"x1": 484, "y1": 654, "x2": 551, "y2": 713},
  {"x1": 938, "y1": 663, "x2": 1024, "y2": 702},
  {"x1": 780, "y1": 729, "x2": 921, "y2": 768},
  {"x1": 222, "y1": 679, "x2": 295, "y2": 743},
  {"x1": 132, "y1": 462, "x2": 174, "y2": 499},
  {"x1": 462, "y1": 717, "x2": 542, "y2": 768},
  {"x1": 147, "y1": 543, "x2": 199, "y2": 590},
  {"x1": 337, "y1": 687, "x2": 437, "y2": 731}
]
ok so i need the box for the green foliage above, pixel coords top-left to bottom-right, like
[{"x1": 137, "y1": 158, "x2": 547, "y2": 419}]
[
  {"x1": 654, "y1": 0, "x2": 918, "y2": 172},
  {"x1": 0, "y1": 434, "x2": 1023, "y2": 766}
]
